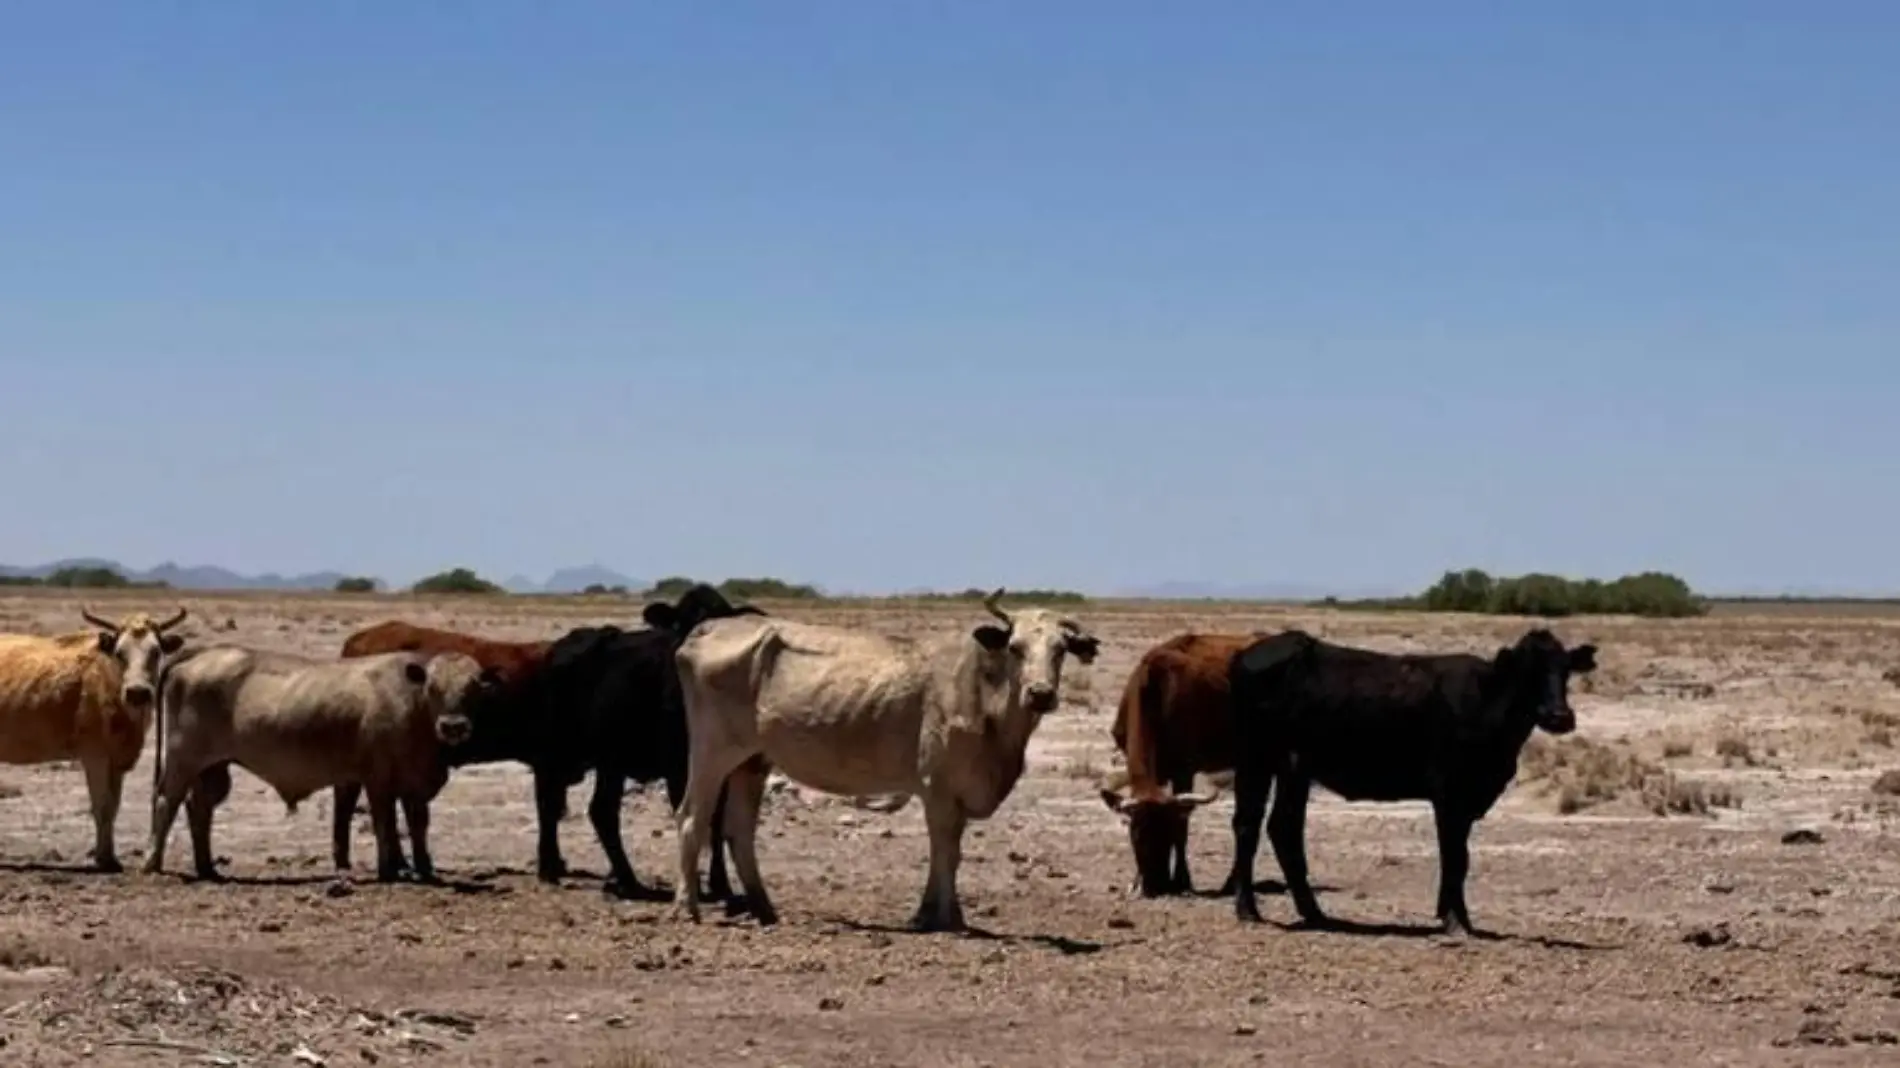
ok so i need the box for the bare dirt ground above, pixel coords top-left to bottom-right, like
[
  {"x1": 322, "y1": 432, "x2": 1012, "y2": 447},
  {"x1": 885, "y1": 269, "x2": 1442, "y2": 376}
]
[{"x1": 3, "y1": 590, "x2": 1899, "y2": 1067}]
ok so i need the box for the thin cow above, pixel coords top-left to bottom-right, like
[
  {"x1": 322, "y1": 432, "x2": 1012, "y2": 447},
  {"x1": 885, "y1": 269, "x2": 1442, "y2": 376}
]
[
  {"x1": 143, "y1": 646, "x2": 495, "y2": 882},
  {"x1": 1096, "y1": 631, "x2": 1266, "y2": 897},
  {"x1": 0, "y1": 607, "x2": 189, "y2": 870},
  {"x1": 672, "y1": 588, "x2": 1101, "y2": 931},
  {"x1": 1225, "y1": 627, "x2": 1597, "y2": 934}
]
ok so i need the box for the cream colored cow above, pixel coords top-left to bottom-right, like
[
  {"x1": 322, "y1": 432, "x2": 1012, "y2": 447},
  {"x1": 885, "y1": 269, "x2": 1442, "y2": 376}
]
[
  {"x1": 0, "y1": 607, "x2": 189, "y2": 870},
  {"x1": 672, "y1": 589, "x2": 1100, "y2": 931}
]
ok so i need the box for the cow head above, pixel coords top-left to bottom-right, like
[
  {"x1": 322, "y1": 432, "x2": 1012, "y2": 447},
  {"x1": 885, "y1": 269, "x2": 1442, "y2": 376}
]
[
  {"x1": 1493, "y1": 628, "x2": 1597, "y2": 734},
  {"x1": 641, "y1": 583, "x2": 767, "y2": 638},
  {"x1": 1097, "y1": 772, "x2": 1221, "y2": 896},
  {"x1": 970, "y1": 588, "x2": 1100, "y2": 714},
  {"x1": 404, "y1": 651, "x2": 501, "y2": 747},
  {"x1": 82, "y1": 606, "x2": 188, "y2": 712}
]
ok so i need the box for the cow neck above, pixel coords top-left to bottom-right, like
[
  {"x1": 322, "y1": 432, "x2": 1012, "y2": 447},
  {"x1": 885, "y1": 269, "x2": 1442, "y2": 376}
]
[
  {"x1": 1115, "y1": 654, "x2": 1165, "y2": 799},
  {"x1": 950, "y1": 637, "x2": 1039, "y2": 813}
]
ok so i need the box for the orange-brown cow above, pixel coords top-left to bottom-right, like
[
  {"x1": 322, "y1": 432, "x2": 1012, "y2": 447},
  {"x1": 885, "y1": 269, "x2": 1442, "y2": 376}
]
[
  {"x1": 333, "y1": 621, "x2": 552, "y2": 874},
  {"x1": 1098, "y1": 631, "x2": 1266, "y2": 897},
  {"x1": 0, "y1": 606, "x2": 189, "y2": 871}
]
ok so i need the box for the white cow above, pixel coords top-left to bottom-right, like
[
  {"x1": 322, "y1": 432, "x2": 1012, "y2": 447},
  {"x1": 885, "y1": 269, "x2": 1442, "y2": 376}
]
[{"x1": 672, "y1": 589, "x2": 1100, "y2": 931}]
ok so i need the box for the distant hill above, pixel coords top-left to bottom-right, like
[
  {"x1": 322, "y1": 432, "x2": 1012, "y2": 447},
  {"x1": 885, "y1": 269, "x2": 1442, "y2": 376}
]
[
  {"x1": 0, "y1": 558, "x2": 351, "y2": 591},
  {"x1": 541, "y1": 564, "x2": 643, "y2": 593}
]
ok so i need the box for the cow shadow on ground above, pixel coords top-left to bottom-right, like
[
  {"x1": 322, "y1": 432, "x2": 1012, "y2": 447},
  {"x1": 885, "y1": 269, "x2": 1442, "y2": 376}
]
[
  {"x1": 824, "y1": 917, "x2": 1112, "y2": 957},
  {"x1": 1265, "y1": 915, "x2": 1617, "y2": 952},
  {"x1": 1191, "y1": 877, "x2": 1340, "y2": 900},
  {"x1": 0, "y1": 860, "x2": 122, "y2": 881},
  {"x1": 163, "y1": 870, "x2": 507, "y2": 895}
]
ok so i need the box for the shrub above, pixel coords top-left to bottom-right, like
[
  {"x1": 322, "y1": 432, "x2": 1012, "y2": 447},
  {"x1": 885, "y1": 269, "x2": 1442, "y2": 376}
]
[
  {"x1": 333, "y1": 576, "x2": 378, "y2": 593},
  {"x1": 39, "y1": 566, "x2": 169, "y2": 590},
  {"x1": 642, "y1": 576, "x2": 822, "y2": 601},
  {"x1": 581, "y1": 583, "x2": 629, "y2": 596},
  {"x1": 1400, "y1": 567, "x2": 1707, "y2": 619},
  {"x1": 914, "y1": 587, "x2": 1089, "y2": 605},
  {"x1": 410, "y1": 568, "x2": 503, "y2": 595}
]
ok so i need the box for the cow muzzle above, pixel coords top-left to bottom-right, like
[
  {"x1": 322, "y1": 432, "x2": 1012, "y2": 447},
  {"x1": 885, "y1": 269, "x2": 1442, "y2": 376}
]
[
  {"x1": 1025, "y1": 684, "x2": 1057, "y2": 713},
  {"x1": 1538, "y1": 704, "x2": 1577, "y2": 735},
  {"x1": 436, "y1": 714, "x2": 473, "y2": 746},
  {"x1": 122, "y1": 685, "x2": 154, "y2": 710}
]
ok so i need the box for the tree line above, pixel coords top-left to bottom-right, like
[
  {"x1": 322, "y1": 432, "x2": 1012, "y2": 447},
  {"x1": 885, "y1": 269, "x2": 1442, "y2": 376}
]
[{"x1": 1329, "y1": 568, "x2": 1709, "y2": 619}]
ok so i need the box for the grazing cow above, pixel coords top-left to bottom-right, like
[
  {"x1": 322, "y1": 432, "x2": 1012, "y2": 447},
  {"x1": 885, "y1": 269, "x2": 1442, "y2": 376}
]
[
  {"x1": 1096, "y1": 631, "x2": 1267, "y2": 897},
  {"x1": 0, "y1": 607, "x2": 189, "y2": 870},
  {"x1": 143, "y1": 646, "x2": 494, "y2": 882},
  {"x1": 445, "y1": 584, "x2": 764, "y2": 900},
  {"x1": 1225, "y1": 627, "x2": 1598, "y2": 933},
  {"x1": 333, "y1": 621, "x2": 552, "y2": 875},
  {"x1": 672, "y1": 589, "x2": 1101, "y2": 931}
]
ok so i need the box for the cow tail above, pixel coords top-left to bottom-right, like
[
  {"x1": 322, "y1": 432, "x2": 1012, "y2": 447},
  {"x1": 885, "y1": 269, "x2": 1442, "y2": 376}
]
[{"x1": 150, "y1": 658, "x2": 167, "y2": 827}]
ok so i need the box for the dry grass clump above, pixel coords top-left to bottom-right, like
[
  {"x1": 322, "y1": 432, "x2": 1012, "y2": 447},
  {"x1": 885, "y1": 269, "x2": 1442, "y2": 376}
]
[
  {"x1": 1872, "y1": 769, "x2": 1900, "y2": 796},
  {"x1": 1714, "y1": 732, "x2": 1760, "y2": 768},
  {"x1": 1519, "y1": 735, "x2": 1739, "y2": 817},
  {"x1": 1060, "y1": 752, "x2": 1104, "y2": 781}
]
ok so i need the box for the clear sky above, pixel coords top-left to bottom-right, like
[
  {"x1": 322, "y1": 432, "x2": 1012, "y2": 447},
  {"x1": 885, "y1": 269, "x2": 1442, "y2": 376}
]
[{"x1": 3, "y1": 2, "x2": 1896, "y2": 596}]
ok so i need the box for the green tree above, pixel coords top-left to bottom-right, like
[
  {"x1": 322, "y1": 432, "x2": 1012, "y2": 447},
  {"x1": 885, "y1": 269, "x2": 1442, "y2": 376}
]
[
  {"x1": 410, "y1": 568, "x2": 503, "y2": 595},
  {"x1": 333, "y1": 576, "x2": 378, "y2": 593}
]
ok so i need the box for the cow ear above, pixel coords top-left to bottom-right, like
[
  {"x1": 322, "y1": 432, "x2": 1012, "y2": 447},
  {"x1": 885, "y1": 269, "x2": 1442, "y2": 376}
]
[
  {"x1": 96, "y1": 632, "x2": 116, "y2": 654},
  {"x1": 1065, "y1": 635, "x2": 1100, "y2": 664},
  {"x1": 404, "y1": 660, "x2": 427, "y2": 685},
  {"x1": 1099, "y1": 788, "x2": 1131, "y2": 820},
  {"x1": 1568, "y1": 644, "x2": 1598, "y2": 673},
  {"x1": 642, "y1": 603, "x2": 681, "y2": 629},
  {"x1": 972, "y1": 625, "x2": 1010, "y2": 652},
  {"x1": 478, "y1": 666, "x2": 504, "y2": 687},
  {"x1": 159, "y1": 634, "x2": 185, "y2": 655}
]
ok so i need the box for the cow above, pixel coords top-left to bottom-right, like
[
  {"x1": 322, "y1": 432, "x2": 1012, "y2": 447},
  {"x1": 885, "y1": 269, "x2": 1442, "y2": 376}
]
[
  {"x1": 1095, "y1": 631, "x2": 1266, "y2": 897},
  {"x1": 671, "y1": 588, "x2": 1101, "y2": 932},
  {"x1": 441, "y1": 584, "x2": 764, "y2": 901},
  {"x1": 333, "y1": 621, "x2": 553, "y2": 875},
  {"x1": 142, "y1": 646, "x2": 495, "y2": 883},
  {"x1": 1224, "y1": 627, "x2": 1598, "y2": 934},
  {"x1": 0, "y1": 606, "x2": 189, "y2": 871}
]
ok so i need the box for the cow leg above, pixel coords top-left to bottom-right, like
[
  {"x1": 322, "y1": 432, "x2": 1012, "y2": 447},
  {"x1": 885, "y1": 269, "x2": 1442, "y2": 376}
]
[
  {"x1": 144, "y1": 748, "x2": 207, "y2": 876},
  {"x1": 1167, "y1": 771, "x2": 1195, "y2": 895},
  {"x1": 531, "y1": 768, "x2": 570, "y2": 883},
  {"x1": 912, "y1": 792, "x2": 968, "y2": 933},
  {"x1": 666, "y1": 769, "x2": 734, "y2": 904},
  {"x1": 720, "y1": 760, "x2": 776, "y2": 925},
  {"x1": 1432, "y1": 803, "x2": 1476, "y2": 936},
  {"x1": 1230, "y1": 763, "x2": 1272, "y2": 923},
  {"x1": 1267, "y1": 773, "x2": 1325, "y2": 926},
  {"x1": 400, "y1": 793, "x2": 438, "y2": 884},
  {"x1": 674, "y1": 744, "x2": 750, "y2": 924},
  {"x1": 367, "y1": 788, "x2": 404, "y2": 883},
  {"x1": 331, "y1": 782, "x2": 362, "y2": 873},
  {"x1": 79, "y1": 753, "x2": 125, "y2": 873},
  {"x1": 184, "y1": 766, "x2": 229, "y2": 882},
  {"x1": 590, "y1": 770, "x2": 661, "y2": 901}
]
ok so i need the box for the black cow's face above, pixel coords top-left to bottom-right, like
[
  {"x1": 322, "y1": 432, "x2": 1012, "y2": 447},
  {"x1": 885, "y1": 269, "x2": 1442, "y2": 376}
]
[
  {"x1": 1098, "y1": 781, "x2": 1219, "y2": 897},
  {"x1": 1499, "y1": 630, "x2": 1596, "y2": 734}
]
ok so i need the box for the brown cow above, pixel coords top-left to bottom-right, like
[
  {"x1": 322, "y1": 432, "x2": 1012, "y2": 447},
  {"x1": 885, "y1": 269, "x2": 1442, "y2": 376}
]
[
  {"x1": 333, "y1": 621, "x2": 551, "y2": 874},
  {"x1": 1097, "y1": 631, "x2": 1266, "y2": 897}
]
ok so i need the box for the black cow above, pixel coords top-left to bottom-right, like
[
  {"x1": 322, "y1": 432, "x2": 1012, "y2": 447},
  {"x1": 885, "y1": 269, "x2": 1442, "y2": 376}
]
[
  {"x1": 1225, "y1": 627, "x2": 1597, "y2": 934},
  {"x1": 454, "y1": 584, "x2": 765, "y2": 901}
]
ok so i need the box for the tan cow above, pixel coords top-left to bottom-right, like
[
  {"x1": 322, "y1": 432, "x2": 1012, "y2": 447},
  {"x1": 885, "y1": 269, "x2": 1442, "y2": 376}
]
[
  {"x1": 672, "y1": 589, "x2": 1100, "y2": 931},
  {"x1": 0, "y1": 606, "x2": 189, "y2": 871},
  {"x1": 143, "y1": 645, "x2": 494, "y2": 883}
]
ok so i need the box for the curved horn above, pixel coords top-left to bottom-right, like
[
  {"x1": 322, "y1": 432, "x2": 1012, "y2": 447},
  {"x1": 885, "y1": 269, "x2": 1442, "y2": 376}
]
[
  {"x1": 81, "y1": 606, "x2": 119, "y2": 632},
  {"x1": 1170, "y1": 786, "x2": 1223, "y2": 809},
  {"x1": 982, "y1": 587, "x2": 1012, "y2": 626},
  {"x1": 153, "y1": 606, "x2": 189, "y2": 633}
]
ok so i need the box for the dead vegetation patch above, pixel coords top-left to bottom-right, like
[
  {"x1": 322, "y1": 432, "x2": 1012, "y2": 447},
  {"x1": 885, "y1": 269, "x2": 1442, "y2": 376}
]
[{"x1": 1519, "y1": 735, "x2": 1740, "y2": 817}]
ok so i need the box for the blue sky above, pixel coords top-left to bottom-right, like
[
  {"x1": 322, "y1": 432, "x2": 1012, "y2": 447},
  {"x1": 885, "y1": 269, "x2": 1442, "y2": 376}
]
[{"x1": 3, "y1": 2, "x2": 1896, "y2": 596}]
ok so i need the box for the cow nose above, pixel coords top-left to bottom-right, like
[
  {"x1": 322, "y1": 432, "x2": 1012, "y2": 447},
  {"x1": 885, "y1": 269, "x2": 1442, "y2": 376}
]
[
  {"x1": 1541, "y1": 706, "x2": 1577, "y2": 734},
  {"x1": 437, "y1": 716, "x2": 472, "y2": 745},
  {"x1": 1026, "y1": 685, "x2": 1057, "y2": 712},
  {"x1": 123, "y1": 685, "x2": 154, "y2": 709}
]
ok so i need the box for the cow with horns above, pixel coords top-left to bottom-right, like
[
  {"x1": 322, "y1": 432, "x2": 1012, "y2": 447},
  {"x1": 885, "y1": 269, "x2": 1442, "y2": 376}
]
[
  {"x1": 672, "y1": 588, "x2": 1101, "y2": 931},
  {"x1": 0, "y1": 606, "x2": 190, "y2": 870}
]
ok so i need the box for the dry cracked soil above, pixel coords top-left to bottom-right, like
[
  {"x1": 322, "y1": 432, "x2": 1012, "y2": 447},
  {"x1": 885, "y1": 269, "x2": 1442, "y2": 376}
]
[{"x1": 3, "y1": 591, "x2": 1899, "y2": 1066}]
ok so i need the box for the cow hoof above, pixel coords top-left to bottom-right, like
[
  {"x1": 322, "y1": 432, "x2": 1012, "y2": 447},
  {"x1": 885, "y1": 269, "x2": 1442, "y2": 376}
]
[
  {"x1": 95, "y1": 856, "x2": 124, "y2": 875},
  {"x1": 1235, "y1": 903, "x2": 1265, "y2": 925},
  {"x1": 750, "y1": 905, "x2": 780, "y2": 927},
  {"x1": 606, "y1": 880, "x2": 671, "y2": 903},
  {"x1": 193, "y1": 869, "x2": 228, "y2": 885},
  {"x1": 722, "y1": 894, "x2": 752, "y2": 918}
]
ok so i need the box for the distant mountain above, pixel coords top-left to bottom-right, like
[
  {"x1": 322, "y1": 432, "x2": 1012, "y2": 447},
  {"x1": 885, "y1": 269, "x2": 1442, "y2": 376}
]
[
  {"x1": 0, "y1": 558, "x2": 352, "y2": 591},
  {"x1": 541, "y1": 564, "x2": 643, "y2": 593}
]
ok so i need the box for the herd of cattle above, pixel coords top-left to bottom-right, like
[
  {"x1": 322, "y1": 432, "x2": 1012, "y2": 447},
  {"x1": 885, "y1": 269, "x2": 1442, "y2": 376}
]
[{"x1": 0, "y1": 584, "x2": 1600, "y2": 937}]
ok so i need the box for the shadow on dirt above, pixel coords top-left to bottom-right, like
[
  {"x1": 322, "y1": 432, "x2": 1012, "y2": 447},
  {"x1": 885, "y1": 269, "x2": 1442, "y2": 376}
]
[
  {"x1": 826, "y1": 917, "x2": 1113, "y2": 956},
  {"x1": 1266, "y1": 915, "x2": 1619, "y2": 951}
]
